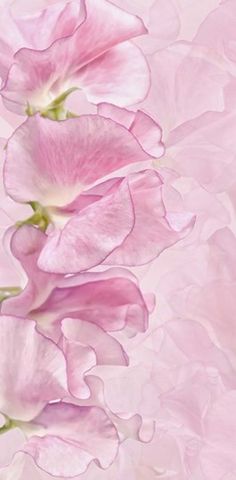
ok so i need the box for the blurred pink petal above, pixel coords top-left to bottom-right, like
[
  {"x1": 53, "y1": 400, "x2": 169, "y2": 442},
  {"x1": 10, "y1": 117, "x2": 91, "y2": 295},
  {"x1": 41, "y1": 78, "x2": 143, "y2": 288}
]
[
  {"x1": 112, "y1": 0, "x2": 221, "y2": 54},
  {"x1": 200, "y1": 392, "x2": 236, "y2": 479},
  {"x1": 166, "y1": 110, "x2": 236, "y2": 192},
  {"x1": 140, "y1": 42, "x2": 228, "y2": 137},
  {"x1": 194, "y1": 0, "x2": 236, "y2": 67}
]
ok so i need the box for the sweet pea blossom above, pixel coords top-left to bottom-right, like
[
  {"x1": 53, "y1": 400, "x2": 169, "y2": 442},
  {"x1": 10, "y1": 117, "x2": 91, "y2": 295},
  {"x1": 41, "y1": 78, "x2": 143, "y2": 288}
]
[
  {"x1": 1, "y1": 226, "x2": 154, "y2": 391},
  {"x1": 0, "y1": 315, "x2": 119, "y2": 478},
  {"x1": 0, "y1": 0, "x2": 150, "y2": 117},
  {"x1": 4, "y1": 114, "x2": 194, "y2": 274},
  {"x1": 0, "y1": 0, "x2": 235, "y2": 478}
]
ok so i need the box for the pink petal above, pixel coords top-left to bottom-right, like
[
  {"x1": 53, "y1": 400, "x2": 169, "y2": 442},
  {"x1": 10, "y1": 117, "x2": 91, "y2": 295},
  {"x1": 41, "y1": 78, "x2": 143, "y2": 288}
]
[
  {"x1": 194, "y1": 0, "x2": 236, "y2": 62},
  {"x1": 63, "y1": 317, "x2": 128, "y2": 376},
  {"x1": 38, "y1": 180, "x2": 135, "y2": 273},
  {"x1": 140, "y1": 42, "x2": 228, "y2": 136},
  {"x1": 77, "y1": 41, "x2": 150, "y2": 107},
  {"x1": 5, "y1": 114, "x2": 151, "y2": 205},
  {"x1": 0, "y1": 2, "x2": 83, "y2": 83},
  {"x1": 0, "y1": 315, "x2": 67, "y2": 421},
  {"x1": 1, "y1": 0, "x2": 148, "y2": 112},
  {"x1": 166, "y1": 110, "x2": 236, "y2": 193},
  {"x1": 98, "y1": 102, "x2": 135, "y2": 129},
  {"x1": 0, "y1": 140, "x2": 31, "y2": 287},
  {"x1": 0, "y1": 454, "x2": 27, "y2": 480},
  {"x1": 164, "y1": 320, "x2": 236, "y2": 387},
  {"x1": 31, "y1": 268, "x2": 150, "y2": 335},
  {"x1": 130, "y1": 110, "x2": 164, "y2": 158},
  {"x1": 62, "y1": 317, "x2": 128, "y2": 398},
  {"x1": 201, "y1": 392, "x2": 236, "y2": 479},
  {"x1": 13, "y1": 2, "x2": 83, "y2": 49},
  {"x1": 1, "y1": 225, "x2": 59, "y2": 317},
  {"x1": 98, "y1": 103, "x2": 164, "y2": 157},
  {"x1": 23, "y1": 402, "x2": 119, "y2": 477},
  {"x1": 62, "y1": 338, "x2": 96, "y2": 400},
  {"x1": 105, "y1": 170, "x2": 195, "y2": 266}
]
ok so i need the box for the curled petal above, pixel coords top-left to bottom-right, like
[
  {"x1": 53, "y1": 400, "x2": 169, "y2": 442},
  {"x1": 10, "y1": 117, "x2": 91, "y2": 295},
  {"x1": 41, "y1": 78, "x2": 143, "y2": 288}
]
[
  {"x1": 62, "y1": 318, "x2": 128, "y2": 398},
  {"x1": 0, "y1": 315, "x2": 67, "y2": 421},
  {"x1": 23, "y1": 403, "x2": 119, "y2": 477},
  {"x1": 1, "y1": 225, "x2": 59, "y2": 317},
  {"x1": 98, "y1": 102, "x2": 164, "y2": 157},
  {"x1": 35, "y1": 267, "x2": 150, "y2": 334},
  {"x1": 105, "y1": 170, "x2": 195, "y2": 266},
  {"x1": 1, "y1": 0, "x2": 148, "y2": 112},
  {"x1": 38, "y1": 180, "x2": 135, "y2": 273},
  {"x1": 0, "y1": 1, "x2": 83, "y2": 82}
]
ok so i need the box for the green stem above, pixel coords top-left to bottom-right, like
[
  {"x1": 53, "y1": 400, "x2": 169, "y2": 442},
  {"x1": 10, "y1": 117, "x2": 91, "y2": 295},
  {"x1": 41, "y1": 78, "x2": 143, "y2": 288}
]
[
  {"x1": 0, "y1": 417, "x2": 16, "y2": 435},
  {"x1": 16, "y1": 201, "x2": 51, "y2": 232},
  {"x1": 0, "y1": 287, "x2": 22, "y2": 303},
  {"x1": 26, "y1": 87, "x2": 79, "y2": 121}
]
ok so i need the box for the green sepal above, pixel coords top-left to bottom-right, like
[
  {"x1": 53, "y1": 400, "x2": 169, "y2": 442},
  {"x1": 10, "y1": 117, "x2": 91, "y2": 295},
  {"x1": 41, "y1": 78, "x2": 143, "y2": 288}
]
[
  {"x1": 0, "y1": 287, "x2": 22, "y2": 303},
  {"x1": 25, "y1": 87, "x2": 79, "y2": 121},
  {"x1": 16, "y1": 201, "x2": 51, "y2": 232},
  {"x1": 0, "y1": 416, "x2": 17, "y2": 435}
]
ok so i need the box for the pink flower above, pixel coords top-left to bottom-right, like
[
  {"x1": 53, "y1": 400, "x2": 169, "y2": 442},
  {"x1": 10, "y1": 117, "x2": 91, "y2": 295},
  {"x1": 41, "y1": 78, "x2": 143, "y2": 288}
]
[
  {"x1": 0, "y1": 315, "x2": 119, "y2": 477},
  {"x1": 0, "y1": 2, "x2": 82, "y2": 83},
  {"x1": 4, "y1": 114, "x2": 194, "y2": 273},
  {"x1": 2, "y1": 225, "x2": 153, "y2": 336},
  {"x1": 1, "y1": 225, "x2": 154, "y2": 399},
  {"x1": 0, "y1": 0, "x2": 149, "y2": 116}
]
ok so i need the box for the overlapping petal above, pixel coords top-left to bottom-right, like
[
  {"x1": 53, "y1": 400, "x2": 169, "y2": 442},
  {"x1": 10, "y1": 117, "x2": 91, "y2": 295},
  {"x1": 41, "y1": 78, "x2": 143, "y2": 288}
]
[
  {"x1": 0, "y1": 315, "x2": 67, "y2": 421},
  {"x1": 0, "y1": 1, "x2": 234, "y2": 479},
  {"x1": 4, "y1": 114, "x2": 151, "y2": 205},
  {"x1": 1, "y1": 0, "x2": 149, "y2": 113},
  {"x1": 98, "y1": 102, "x2": 165, "y2": 157},
  {"x1": 0, "y1": 1, "x2": 82, "y2": 83},
  {"x1": 166, "y1": 110, "x2": 236, "y2": 192},
  {"x1": 23, "y1": 403, "x2": 119, "y2": 477},
  {"x1": 62, "y1": 318, "x2": 128, "y2": 398},
  {"x1": 2, "y1": 226, "x2": 151, "y2": 341},
  {"x1": 35, "y1": 170, "x2": 194, "y2": 273},
  {"x1": 140, "y1": 42, "x2": 229, "y2": 137}
]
